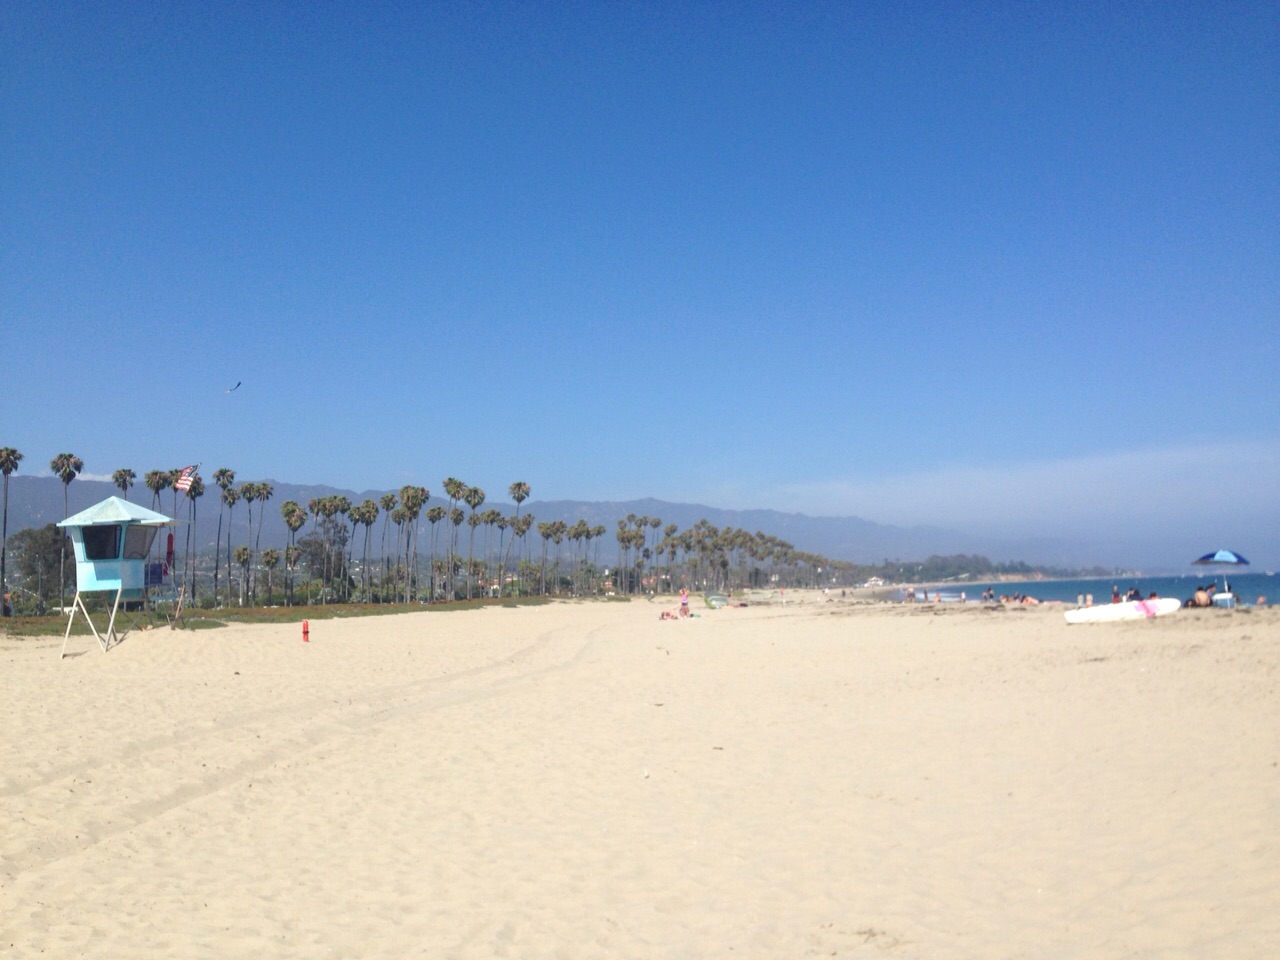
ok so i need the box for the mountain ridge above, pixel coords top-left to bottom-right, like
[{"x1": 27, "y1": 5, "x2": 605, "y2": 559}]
[{"x1": 3, "y1": 475, "x2": 1072, "y2": 566}]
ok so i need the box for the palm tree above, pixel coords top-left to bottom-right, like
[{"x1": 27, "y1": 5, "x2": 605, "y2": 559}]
[
  {"x1": 550, "y1": 521, "x2": 567, "y2": 594},
  {"x1": 587, "y1": 523, "x2": 602, "y2": 595},
  {"x1": 615, "y1": 520, "x2": 629, "y2": 595},
  {"x1": 338, "y1": 497, "x2": 354, "y2": 595},
  {"x1": 504, "y1": 481, "x2": 531, "y2": 592},
  {"x1": 649, "y1": 516, "x2": 662, "y2": 589},
  {"x1": 50, "y1": 452, "x2": 83, "y2": 608},
  {"x1": 261, "y1": 549, "x2": 280, "y2": 604},
  {"x1": 425, "y1": 505, "x2": 445, "y2": 600},
  {"x1": 442, "y1": 478, "x2": 466, "y2": 592},
  {"x1": 233, "y1": 546, "x2": 251, "y2": 605},
  {"x1": 332, "y1": 495, "x2": 352, "y2": 601},
  {"x1": 538, "y1": 521, "x2": 556, "y2": 595},
  {"x1": 379, "y1": 492, "x2": 397, "y2": 598},
  {"x1": 143, "y1": 469, "x2": 170, "y2": 510},
  {"x1": 183, "y1": 474, "x2": 204, "y2": 599},
  {"x1": 494, "y1": 514, "x2": 510, "y2": 595},
  {"x1": 448, "y1": 507, "x2": 464, "y2": 599},
  {"x1": 462, "y1": 486, "x2": 485, "y2": 599},
  {"x1": 141, "y1": 469, "x2": 172, "y2": 580},
  {"x1": 211, "y1": 468, "x2": 235, "y2": 602},
  {"x1": 284, "y1": 546, "x2": 301, "y2": 605},
  {"x1": 239, "y1": 482, "x2": 259, "y2": 603},
  {"x1": 592, "y1": 525, "x2": 605, "y2": 588},
  {"x1": 389, "y1": 506, "x2": 406, "y2": 601},
  {"x1": 481, "y1": 509, "x2": 501, "y2": 595},
  {"x1": 222, "y1": 485, "x2": 240, "y2": 607},
  {"x1": 568, "y1": 520, "x2": 588, "y2": 595},
  {"x1": 635, "y1": 514, "x2": 650, "y2": 570},
  {"x1": 353, "y1": 499, "x2": 379, "y2": 601},
  {"x1": 338, "y1": 497, "x2": 364, "y2": 602},
  {"x1": 661, "y1": 523, "x2": 679, "y2": 593},
  {"x1": 1, "y1": 447, "x2": 22, "y2": 617},
  {"x1": 308, "y1": 498, "x2": 328, "y2": 600},
  {"x1": 112, "y1": 468, "x2": 136, "y2": 500},
  {"x1": 308, "y1": 496, "x2": 346, "y2": 602},
  {"x1": 51, "y1": 453, "x2": 83, "y2": 515},
  {"x1": 252, "y1": 481, "x2": 274, "y2": 603},
  {"x1": 514, "y1": 514, "x2": 535, "y2": 595},
  {"x1": 279, "y1": 500, "x2": 305, "y2": 604},
  {"x1": 467, "y1": 512, "x2": 483, "y2": 597},
  {"x1": 585, "y1": 522, "x2": 600, "y2": 594},
  {"x1": 397, "y1": 487, "x2": 427, "y2": 602}
]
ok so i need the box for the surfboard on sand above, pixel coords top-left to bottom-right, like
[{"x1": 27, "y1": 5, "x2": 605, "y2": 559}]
[{"x1": 1064, "y1": 597, "x2": 1181, "y2": 624}]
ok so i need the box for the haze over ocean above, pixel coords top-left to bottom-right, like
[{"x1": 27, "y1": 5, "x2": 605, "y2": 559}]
[{"x1": 3, "y1": 3, "x2": 1276, "y2": 568}]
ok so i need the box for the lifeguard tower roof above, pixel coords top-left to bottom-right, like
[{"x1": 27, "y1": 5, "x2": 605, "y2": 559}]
[{"x1": 57, "y1": 496, "x2": 175, "y2": 528}]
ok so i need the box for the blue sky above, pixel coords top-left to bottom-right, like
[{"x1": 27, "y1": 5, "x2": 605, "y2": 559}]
[{"x1": 3, "y1": 2, "x2": 1277, "y2": 566}]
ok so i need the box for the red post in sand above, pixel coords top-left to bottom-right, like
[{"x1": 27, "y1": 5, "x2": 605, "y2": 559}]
[{"x1": 302, "y1": 619, "x2": 309, "y2": 642}]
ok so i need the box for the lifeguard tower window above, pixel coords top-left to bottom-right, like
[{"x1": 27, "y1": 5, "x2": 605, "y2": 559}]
[
  {"x1": 123, "y1": 525, "x2": 158, "y2": 560},
  {"x1": 83, "y1": 525, "x2": 121, "y2": 561}
]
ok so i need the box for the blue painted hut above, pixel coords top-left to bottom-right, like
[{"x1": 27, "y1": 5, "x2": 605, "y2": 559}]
[{"x1": 57, "y1": 496, "x2": 176, "y2": 657}]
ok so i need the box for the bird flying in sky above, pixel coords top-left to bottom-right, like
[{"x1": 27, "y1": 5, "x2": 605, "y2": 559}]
[{"x1": 226, "y1": 381, "x2": 241, "y2": 393}]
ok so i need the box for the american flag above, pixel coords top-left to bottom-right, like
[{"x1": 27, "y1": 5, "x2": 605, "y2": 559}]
[{"x1": 174, "y1": 464, "x2": 199, "y2": 492}]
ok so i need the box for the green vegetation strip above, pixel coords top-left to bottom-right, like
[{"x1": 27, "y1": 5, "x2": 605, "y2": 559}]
[{"x1": 0, "y1": 595, "x2": 561, "y2": 639}]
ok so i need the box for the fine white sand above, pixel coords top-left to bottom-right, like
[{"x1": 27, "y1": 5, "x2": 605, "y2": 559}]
[{"x1": 2, "y1": 596, "x2": 1277, "y2": 958}]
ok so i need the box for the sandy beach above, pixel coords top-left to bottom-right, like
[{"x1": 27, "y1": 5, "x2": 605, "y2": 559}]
[{"x1": 2, "y1": 595, "x2": 1277, "y2": 958}]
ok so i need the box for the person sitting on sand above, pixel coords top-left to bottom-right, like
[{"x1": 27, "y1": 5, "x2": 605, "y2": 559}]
[{"x1": 1192, "y1": 586, "x2": 1212, "y2": 607}]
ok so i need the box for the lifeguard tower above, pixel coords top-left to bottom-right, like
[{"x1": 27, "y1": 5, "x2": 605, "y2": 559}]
[{"x1": 57, "y1": 496, "x2": 178, "y2": 658}]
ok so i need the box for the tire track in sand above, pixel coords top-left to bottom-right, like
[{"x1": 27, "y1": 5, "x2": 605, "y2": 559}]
[{"x1": 1, "y1": 620, "x2": 611, "y2": 880}]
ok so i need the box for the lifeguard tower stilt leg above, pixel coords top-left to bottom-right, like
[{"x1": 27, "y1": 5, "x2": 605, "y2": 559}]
[{"x1": 61, "y1": 586, "x2": 125, "y2": 659}]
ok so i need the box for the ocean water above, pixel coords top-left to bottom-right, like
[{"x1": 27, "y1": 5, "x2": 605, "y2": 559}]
[{"x1": 895, "y1": 572, "x2": 1279, "y2": 606}]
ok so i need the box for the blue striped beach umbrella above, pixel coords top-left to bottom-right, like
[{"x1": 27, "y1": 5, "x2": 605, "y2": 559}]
[{"x1": 1193, "y1": 549, "x2": 1249, "y2": 594}]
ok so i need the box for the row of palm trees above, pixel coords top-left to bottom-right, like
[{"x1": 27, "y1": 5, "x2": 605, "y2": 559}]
[
  {"x1": 290, "y1": 481, "x2": 536, "y2": 604},
  {"x1": 607, "y1": 514, "x2": 843, "y2": 594},
  {"x1": 0, "y1": 446, "x2": 856, "y2": 616}
]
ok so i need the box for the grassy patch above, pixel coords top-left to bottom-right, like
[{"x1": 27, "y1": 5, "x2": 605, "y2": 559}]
[
  {"x1": 0, "y1": 595, "x2": 560, "y2": 638},
  {"x1": 0, "y1": 615, "x2": 73, "y2": 639}
]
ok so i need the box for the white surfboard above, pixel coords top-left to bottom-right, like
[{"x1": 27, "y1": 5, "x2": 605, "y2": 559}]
[{"x1": 1064, "y1": 597, "x2": 1181, "y2": 624}]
